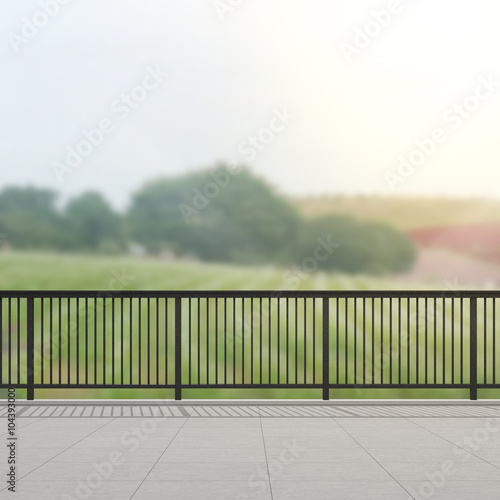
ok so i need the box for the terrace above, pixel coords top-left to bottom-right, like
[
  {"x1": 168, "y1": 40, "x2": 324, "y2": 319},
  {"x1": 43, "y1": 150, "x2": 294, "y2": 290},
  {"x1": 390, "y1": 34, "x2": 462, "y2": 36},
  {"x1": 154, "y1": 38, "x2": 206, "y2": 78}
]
[{"x1": 1, "y1": 290, "x2": 499, "y2": 499}]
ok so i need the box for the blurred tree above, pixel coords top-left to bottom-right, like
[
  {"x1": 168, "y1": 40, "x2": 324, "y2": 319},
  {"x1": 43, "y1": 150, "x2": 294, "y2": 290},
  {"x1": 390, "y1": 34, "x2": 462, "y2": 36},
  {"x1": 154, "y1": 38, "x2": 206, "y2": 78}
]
[
  {"x1": 64, "y1": 192, "x2": 124, "y2": 252},
  {"x1": 0, "y1": 187, "x2": 65, "y2": 249},
  {"x1": 127, "y1": 166, "x2": 301, "y2": 263},
  {"x1": 0, "y1": 170, "x2": 417, "y2": 275},
  {"x1": 295, "y1": 214, "x2": 417, "y2": 274},
  {"x1": 362, "y1": 220, "x2": 417, "y2": 273}
]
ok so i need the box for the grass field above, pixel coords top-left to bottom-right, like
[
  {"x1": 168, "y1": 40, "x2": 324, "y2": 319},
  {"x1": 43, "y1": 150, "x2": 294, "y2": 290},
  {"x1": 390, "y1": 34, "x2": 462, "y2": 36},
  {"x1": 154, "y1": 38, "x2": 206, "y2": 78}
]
[{"x1": 0, "y1": 251, "x2": 497, "y2": 400}]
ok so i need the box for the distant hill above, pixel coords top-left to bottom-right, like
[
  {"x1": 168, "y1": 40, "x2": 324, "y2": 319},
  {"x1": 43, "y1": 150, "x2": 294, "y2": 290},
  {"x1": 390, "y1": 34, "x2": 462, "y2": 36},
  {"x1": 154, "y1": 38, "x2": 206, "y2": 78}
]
[
  {"x1": 292, "y1": 195, "x2": 500, "y2": 230},
  {"x1": 409, "y1": 223, "x2": 500, "y2": 264}
]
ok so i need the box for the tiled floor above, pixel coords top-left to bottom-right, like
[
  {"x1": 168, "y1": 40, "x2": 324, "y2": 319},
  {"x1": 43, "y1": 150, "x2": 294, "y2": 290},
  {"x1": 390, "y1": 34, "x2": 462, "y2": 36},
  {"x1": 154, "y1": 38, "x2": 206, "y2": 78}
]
[{"x1": 0, "y1": 403, "x2": 499, "y2": 499}]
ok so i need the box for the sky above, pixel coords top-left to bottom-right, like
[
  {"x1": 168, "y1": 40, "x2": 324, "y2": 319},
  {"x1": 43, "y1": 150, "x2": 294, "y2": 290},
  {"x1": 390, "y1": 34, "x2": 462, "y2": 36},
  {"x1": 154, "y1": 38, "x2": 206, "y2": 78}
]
[{"x1": 1, "y1": 0, "x2": 499, "y2": 210}]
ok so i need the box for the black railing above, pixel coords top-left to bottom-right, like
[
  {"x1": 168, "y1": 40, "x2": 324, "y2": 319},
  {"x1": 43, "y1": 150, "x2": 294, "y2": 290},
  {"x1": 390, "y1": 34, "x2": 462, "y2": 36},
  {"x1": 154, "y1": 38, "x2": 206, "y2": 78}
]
[{"x1": 0, "y1": 291, "x2": 498, "y2": 401}]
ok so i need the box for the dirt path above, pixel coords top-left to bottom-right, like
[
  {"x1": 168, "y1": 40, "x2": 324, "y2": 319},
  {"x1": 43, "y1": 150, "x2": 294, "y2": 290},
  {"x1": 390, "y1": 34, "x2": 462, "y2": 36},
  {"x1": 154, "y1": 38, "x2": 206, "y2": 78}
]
[{"x1": 398, "y1": 249, "x2": 500, "y2": 288}]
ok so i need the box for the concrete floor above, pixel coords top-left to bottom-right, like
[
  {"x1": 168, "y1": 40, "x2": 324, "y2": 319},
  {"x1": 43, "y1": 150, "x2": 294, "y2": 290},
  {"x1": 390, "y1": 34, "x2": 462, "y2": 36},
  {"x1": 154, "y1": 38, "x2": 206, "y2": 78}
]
[{"x1": 0, "y1": 402, "x2": 499, "y2": 499}]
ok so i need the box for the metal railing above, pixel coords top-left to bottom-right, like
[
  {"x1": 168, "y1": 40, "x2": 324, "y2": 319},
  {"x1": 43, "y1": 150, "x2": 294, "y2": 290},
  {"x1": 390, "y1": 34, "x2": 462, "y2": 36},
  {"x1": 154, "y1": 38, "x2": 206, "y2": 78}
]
[{"x1": 0, "y1": 291, "x2": 498, "y2": 401}]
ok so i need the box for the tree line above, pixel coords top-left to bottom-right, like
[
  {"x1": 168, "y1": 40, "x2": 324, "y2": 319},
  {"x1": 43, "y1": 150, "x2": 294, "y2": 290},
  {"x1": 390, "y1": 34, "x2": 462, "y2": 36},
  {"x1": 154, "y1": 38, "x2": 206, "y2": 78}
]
[{"x1": 0, "y1": 166, "x2": 417, "y2": 274}]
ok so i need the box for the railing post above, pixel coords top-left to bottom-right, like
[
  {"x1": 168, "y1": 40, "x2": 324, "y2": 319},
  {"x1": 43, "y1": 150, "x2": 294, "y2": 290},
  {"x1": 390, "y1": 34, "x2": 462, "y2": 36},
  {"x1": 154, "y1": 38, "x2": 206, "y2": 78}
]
[
  {"x1": 322, "y1": 297, "x2": 329, "y2": 400},
  {"x1": 27, "y1": 297, "x2": 35, "y2": 401},
  {"x1": 469, "y1": 297, "x2": 477, "y2": 401},
  {"x1": 175, "y1": 297, "x2": 182, "y2": 401}
]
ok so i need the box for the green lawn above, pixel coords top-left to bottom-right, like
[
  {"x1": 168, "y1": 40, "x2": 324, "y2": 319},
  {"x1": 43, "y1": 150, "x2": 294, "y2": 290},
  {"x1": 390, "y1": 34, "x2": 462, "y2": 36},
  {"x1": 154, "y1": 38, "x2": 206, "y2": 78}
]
[{"x1": 0, "y1": 251, "x2": 497, "y2": 400}]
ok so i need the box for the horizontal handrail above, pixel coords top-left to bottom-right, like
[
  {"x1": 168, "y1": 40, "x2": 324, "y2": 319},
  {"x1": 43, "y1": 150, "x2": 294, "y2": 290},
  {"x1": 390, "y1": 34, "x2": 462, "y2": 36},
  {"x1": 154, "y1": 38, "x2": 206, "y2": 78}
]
[{"x1": 0, "y1": 290, "x2": 499, "y2": 298}]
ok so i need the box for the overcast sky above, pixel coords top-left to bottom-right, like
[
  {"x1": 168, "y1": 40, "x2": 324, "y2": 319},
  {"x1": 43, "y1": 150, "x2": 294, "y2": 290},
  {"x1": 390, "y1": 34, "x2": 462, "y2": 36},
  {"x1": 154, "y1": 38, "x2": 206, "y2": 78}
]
[{"x1": 1, "y1": 0, "x2": 499, "y2": 210}]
